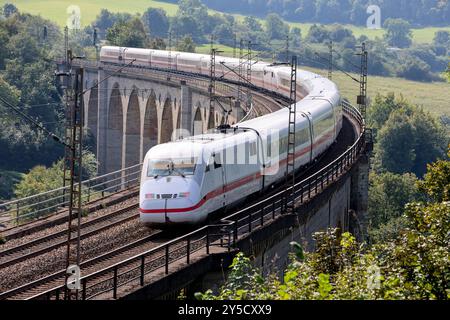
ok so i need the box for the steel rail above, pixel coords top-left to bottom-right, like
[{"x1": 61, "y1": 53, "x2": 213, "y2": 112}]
[
  {"x1": 13, "y1": 102, "x2": 365, "y2": 301},
  {"x1": 0, "y1": 204, "x2": 139, "y2": 269}
]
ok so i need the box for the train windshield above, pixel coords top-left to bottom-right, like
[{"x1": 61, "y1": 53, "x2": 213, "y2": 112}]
[{"x1": 147, "y1": 157, "x2": 198, "y2": 177}]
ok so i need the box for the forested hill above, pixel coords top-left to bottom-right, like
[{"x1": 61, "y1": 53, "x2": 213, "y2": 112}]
[{"x1": 193, "y1": 0, "x2": 450, "y2": 27}]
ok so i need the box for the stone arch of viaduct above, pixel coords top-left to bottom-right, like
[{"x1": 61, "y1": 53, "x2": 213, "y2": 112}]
[{"x1": 82, "y1": 68, "x2": 240, "y2": 175}]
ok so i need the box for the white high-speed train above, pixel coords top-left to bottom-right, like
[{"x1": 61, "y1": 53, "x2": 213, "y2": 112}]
[{"x1": 99, "y1": 46, "x2": 342, "y2": 226}]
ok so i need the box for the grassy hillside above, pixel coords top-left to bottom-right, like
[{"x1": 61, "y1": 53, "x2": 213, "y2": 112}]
[
  {"x1": 287, "y1": 22, "x2": 450, "y2": 45},
  {"x1": 3, "y1": 0, "x2": 450, "y2": 45},
  {"x1": 0, "y1": 0, "x2": 180, "y2": 27},
  {"x1": 2, "y1": 1, "x2": 448, "y2": 117},
  {"x1": 301, "y1": 66, "x2": 450, "y2": 117}
]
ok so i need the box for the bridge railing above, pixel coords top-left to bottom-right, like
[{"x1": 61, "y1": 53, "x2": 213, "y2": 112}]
[
  {"x1": 29, "y1": 102, "x2": 366, "y2": 301},
  {"x1": 222, "y1": 101, "x2": 366, "y2": 244},
  {"x1": 0, "y1": 163, "x2": 142, "y2": 228},
  {"x1": 78, "y1": 60, "x2": 256, "y2": 113}
]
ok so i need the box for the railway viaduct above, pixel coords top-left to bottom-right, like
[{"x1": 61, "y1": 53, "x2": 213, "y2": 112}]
[
  {"x1": 0, "y1": 57, "x2": 370, "y2": 300},
  {"x1": 76, "y1": 60, "x2": 371, "y2": 299},
  {"x1": 81, "y1": 62, "x2": 251, "y2": 176}
]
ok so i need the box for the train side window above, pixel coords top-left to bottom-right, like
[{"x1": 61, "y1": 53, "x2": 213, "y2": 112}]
[
  {"x1": 206, "y1": 156, "x2": 214, "y2": 172},
  {"x1": 250, "y1": 142, "x2": 257, "y2": 156},
  {"x1": 214, "y1": 154, "x2": 222, "y2": 169}
]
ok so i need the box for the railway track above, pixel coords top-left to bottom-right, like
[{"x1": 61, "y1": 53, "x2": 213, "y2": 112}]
[
  {"x1": 0, "y1": 203, "x2": 139, "y2": 269},
  {"x1": 0, "y1": 230, "x2": 174, "y2": 300},
  {"x1": 1, "y1": 186, "x2": 139, "y2": 241},
  {"x1": 0, "y1": 117, "x2": 356, "y2": 300},
  {"x1": 0, "y1": 82, "x2": 286, "y2": 299},
  {"x1": 0, "y1": 89, "x2": 282, "y2": 268},
  {"x1": 0, "y1": 64, "x2": 361, "y2": 300}
]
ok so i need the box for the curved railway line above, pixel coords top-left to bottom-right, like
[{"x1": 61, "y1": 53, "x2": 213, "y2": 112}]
[
  {"x1": 0, "y1": 81, "x2": 288, "y2": 299},
  {"x1": 1, "y1": 231, "x2": 167, "y2": 300},
  {"x1": 1, "y1": 184, "x2": 140, "y2": 241},
  {"x1": 0, "y1": 83, "x2": 281, "y2": 271},
  {"x1": 0, "y1": 60, "x2": 366, "y2": 300},
  {"x1": 0, "y1": 115, "x2": 357, "y2": 300}
]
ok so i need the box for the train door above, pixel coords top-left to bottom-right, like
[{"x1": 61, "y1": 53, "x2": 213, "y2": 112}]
[
  {"x1": 217, "y1": 153, "x2": 227, "y2": 208},
  {"x1": 206, "y1": 153, "x2": 226, "y2": 209}
]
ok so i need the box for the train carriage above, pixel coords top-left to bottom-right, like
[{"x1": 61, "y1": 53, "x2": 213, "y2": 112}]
[{"x1": 99, "y1": 46, "x2": 342, "y2": 226}]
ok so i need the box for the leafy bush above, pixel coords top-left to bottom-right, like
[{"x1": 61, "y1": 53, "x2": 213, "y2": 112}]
[{"x1": 196, "y1": 156, "x2": 450, "y2": 300}]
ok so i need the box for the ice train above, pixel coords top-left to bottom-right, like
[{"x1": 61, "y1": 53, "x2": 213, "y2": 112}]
[{"x1": 99, "y1": 46, "x2": 342, "y2": 226}]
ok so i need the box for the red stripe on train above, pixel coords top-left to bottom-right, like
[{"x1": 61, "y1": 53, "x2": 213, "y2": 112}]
[{"x1": 140, "y1": 132, "x2": 334, "y2": 214}]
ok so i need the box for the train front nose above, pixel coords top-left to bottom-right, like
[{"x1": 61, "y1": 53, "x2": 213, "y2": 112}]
[{"x1": 139, "y1": 178, "x2": 202, "y2": 226}]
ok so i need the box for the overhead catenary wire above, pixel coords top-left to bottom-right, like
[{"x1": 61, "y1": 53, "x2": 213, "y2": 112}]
[
  {"x1": 332, "y1": 48, "x2": 361, "y2": 72},
  {"x1": 0, "y1": 95, "x2": 69, "y2": 148},
  {"x1": 0, "y1": 58, "x2": 139, "y2": 151},
  {"x1": 300, "y1": 42, "x2": 361, "y2": 83},
  {"x1": 81, "y1": 58, "x2": 137, "y2": 96}
]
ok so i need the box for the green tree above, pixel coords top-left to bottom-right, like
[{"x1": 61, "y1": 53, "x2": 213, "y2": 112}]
[
  {"x1": 176, "y1": 35, "x2": 196, "y2": 53},
  {"x1": 2, "y1": 3, "x2": 17, "y2": 18},
  {"x1": 197, "y1": 188, "x2": 450, "y2": 300},
  {"x1": 0, "y1": 76, "x2": 34, "y2": 147},
  {"x1": 0, "y1": 23, "x2": 8, "y2": 69},
  {"x1": 373, "y1": 99, "x2": 447, "y2": 177},
  {"x1": 92, "y1": 9, "x2": 133, "y2": 37},
  {"x1": 417, "y1": 148, "x2": 450, "y2": 202},
  {"x1": 396, "y1": 57, "x2": 437, "y2": 82},
  {"x1": 106, "y1": 18, "x2": 149, "y2": 48},
  {"x1": 14, "y1": 162, "x2": 66, "y2": 198},
  {"x1": 171, "y1": 15, "x2": 202, "y2": 42},
  {"x1": 375, "y1": 109, "x2": 416, "y2": 174},
  {"x1": 409, "y1": 108, "x2": 448, "y2": 176},
  {"x1": 177, "y1": 0, "x2": 210, "y2": 34},
  {"x1": 368, "y1": 172, "x2": 421, "y2": 230},
  {"x1": 14, "y1": 151, "x2": 97, "y2": 199},
  {"x1": 265, "y1": 13, "x2": 289, "y2": 40},
  {"x1": 289, "y1": 27, "x2": 302, "y2": 48},
  {"x1": 383, "y1": 18, "x2": 412, "y2": 48},
  {"x1": 329, "y1": 25, "x2": 354, "y2": 42},
  {"x1": 213, "y1": 23, "x2": 234, "y2": 45},
  {"x1": 433, "y1": 31, "x2": 450, "y2": 48},
  {"x1": 306, "y1": 24, "x2": 330, "y2": 43},
  {"x1": 0, "y1": 12, "x2": 65, "y2": 173},
  {"x1": 142, "y1": 8, "x2": 169, "y2": 38},
  {"x1": 243, "y1": 16, "x2": 263, "y2": 33},
  {"x1": 368, "y1": 93, "x2": 409, "y2": 130},
  {"x1": 150, "y1": 37, "x2": 166, "y2": 50}
]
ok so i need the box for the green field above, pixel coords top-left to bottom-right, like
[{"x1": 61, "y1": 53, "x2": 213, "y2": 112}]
[
  {"x1": 3, "y1": 0, "x2": 450, "y2": 44},
  {"x1": 0, "y1": 0, "x2": 180, "y2": 27},
  {"x1": 207, "y1": 44, "x2": 449, "y2": 117},
  {"x1": 2, "y1": 1, "x2": 449, "y2": 117},
  {"x1": 197, "y1": 44, "x2": 237, "y2": 55},
  {"x1": 287, "y1": 22, "x2": 450, "y2": 44},
  {"x1": 301, "y1": 66, "x2": 450, "y2": 117}
]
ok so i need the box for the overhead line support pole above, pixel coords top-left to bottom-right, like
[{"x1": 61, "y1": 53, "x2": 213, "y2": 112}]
[
  {"x1": 328, "y1": 41, "x2": 333, "y2": 80},
  {"x1": 284, "y1": 55, "x2": 297, "y2": 215}
]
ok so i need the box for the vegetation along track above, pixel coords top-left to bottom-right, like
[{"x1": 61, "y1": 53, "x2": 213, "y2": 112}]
[
  {"x1": 0, "y1": 203, "x2": 139, "y2": 269},
  {"x1": 0, "y1": 115, "x2": 356, "y2": 300}
]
